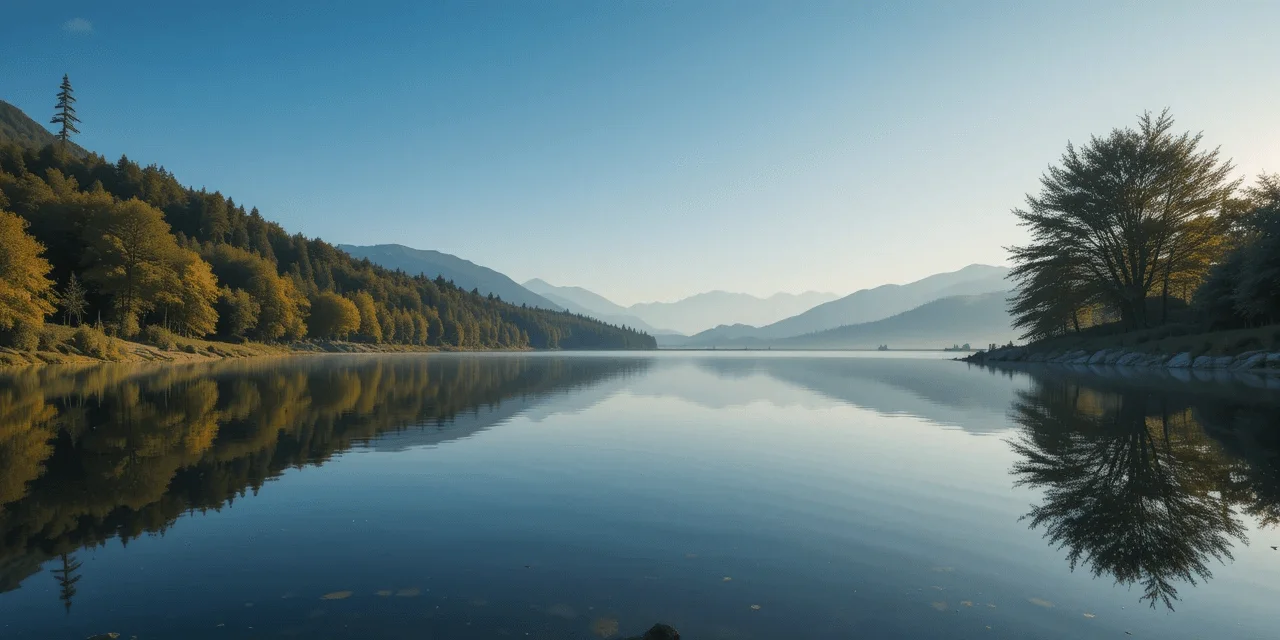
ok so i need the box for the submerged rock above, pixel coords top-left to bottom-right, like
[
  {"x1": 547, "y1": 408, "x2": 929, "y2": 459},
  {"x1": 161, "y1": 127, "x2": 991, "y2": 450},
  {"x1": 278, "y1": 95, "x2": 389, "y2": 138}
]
[{"x1": 623, "y1": 623, "x2": 681, "y2": 640}]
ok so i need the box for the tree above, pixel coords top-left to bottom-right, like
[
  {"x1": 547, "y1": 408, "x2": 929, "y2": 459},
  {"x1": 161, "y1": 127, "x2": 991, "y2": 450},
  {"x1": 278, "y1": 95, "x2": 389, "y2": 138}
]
[
  {"x1": 349, "y1": 290, "x2": 381, "y2": 343},
  {"x1": 1194, "y1": 174, "x2": 1280, "y2": 326},
  {"x1": 202, "y1": 243, "x2": 307, "y2": 340},
  {"x1": 50, "y1": 553, "x2": 82, "y2": 614},
  {"x1": 307, "y1": 291, "x2": 360, "y2": 339},
  {"x1": 169, "y1": 251, "x2": 220, "y2": 337},
  {"x1": 216, "y1": 287, "x2": 260, "y2": 338},
  {"x1": 82, "y1": 198, "x2": 183, "y2": 333},
  {"x1": 50, "y1": 75, "x2": 81, "y2": 145},
  {"x1": 1008, "y1": 111, "x2": 1238, "y2": 334},
  {"x1": 0, "y1": 210, "x2": 56, "y2": 341},
  {"x1": 57, "y1": 272, "x2": 87, "y2": 325}
]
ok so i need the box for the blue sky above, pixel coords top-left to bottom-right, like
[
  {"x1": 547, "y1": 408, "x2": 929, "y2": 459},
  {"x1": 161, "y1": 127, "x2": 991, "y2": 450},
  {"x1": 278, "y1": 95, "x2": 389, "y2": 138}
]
[{"x1": 2, "y1": 1, "x2": 1277, "y2": 305}]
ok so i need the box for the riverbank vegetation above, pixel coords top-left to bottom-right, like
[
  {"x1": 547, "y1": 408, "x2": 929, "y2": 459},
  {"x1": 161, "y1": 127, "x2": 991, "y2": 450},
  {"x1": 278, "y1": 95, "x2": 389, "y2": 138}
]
[
  {"x1": 1008, "y1": 110, "x2": 1280, "y2": 345},
  {"x1": 0, "y1": 80, "x2": 654, "y2": 363}
]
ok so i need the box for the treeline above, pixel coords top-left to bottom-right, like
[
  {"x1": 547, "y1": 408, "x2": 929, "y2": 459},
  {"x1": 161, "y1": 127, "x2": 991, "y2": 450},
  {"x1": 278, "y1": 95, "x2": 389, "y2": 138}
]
[
  {"x1": 0, "y1": 356, "x2": 652, "y2": 596},
  {"x1": 0, "y1": 96, "x2": 653, "y2": 352},
  {"x1": 1007, "y1": 110, "x2": 1280, "y2": 341}
]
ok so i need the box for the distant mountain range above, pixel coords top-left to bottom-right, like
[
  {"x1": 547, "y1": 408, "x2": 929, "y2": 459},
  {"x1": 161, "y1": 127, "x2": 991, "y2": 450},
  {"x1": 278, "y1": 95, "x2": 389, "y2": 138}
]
[
  {"x1": 339, "y1": 244, "x2": 562, "y2": 310},
  {"x1": 625, "y1": 290, "x2": 839, "y2": 336},
  {"x1": 681, "y1": 264, "x2": 1010, "y2": 346},
  {"x1": 344, "y1": 244, "x2": 1015, "y2": 347},
  {"x1": 524, "y1": 279, "x2": 839, "y2": 335},
  {"x1": 771, "y1": 292, "x2": 1014, "y2": 349}
]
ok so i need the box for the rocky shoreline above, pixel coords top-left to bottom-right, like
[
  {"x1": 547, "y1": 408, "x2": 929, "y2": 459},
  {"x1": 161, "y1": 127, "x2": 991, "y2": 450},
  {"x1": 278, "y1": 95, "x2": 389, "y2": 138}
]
[{"x1": 965, "y1": 345, "x2": 1280, "y2": 375}]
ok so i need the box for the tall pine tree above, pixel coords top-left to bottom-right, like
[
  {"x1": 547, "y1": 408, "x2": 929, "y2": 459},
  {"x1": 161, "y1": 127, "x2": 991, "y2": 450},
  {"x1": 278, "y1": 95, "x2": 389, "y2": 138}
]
[{"x1": 50, "y1": 75, "x2": 81, "y2": 144}]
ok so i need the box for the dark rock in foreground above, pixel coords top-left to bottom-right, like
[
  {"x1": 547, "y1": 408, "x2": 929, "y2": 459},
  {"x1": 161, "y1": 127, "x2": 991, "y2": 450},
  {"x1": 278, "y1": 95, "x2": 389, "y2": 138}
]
[{"x1": 624, "y1": 623, "x2": 681, "y2": 640}]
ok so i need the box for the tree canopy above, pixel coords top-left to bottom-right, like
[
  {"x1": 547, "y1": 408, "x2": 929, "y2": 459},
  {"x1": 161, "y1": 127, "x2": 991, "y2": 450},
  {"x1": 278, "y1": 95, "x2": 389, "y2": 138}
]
[{"x1": 1008, "y1": 111, "x2": 1239, "y2": 339}]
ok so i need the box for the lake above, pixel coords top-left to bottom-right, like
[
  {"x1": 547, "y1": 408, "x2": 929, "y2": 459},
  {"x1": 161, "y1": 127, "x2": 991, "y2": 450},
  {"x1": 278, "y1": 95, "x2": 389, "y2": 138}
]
[{"x1": 1, "y1": 352, "x2": 1278, "y2": 639}]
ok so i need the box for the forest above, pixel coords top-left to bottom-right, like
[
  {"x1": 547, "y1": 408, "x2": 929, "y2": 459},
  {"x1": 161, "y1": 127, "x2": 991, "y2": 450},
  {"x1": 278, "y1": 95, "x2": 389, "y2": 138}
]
[
  {"x1": 1007, "y1": 111, "x2": 1280, "y2": 343},
  {"x1": 0, "y1": 80, "x2": 655, "y2": 357}
]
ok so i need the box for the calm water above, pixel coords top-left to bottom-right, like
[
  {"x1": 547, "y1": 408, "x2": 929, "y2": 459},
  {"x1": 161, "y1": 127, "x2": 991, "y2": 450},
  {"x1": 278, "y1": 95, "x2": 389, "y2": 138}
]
[{"x1": 2, "y1": 352, "x2": 1279, "y2": 639}]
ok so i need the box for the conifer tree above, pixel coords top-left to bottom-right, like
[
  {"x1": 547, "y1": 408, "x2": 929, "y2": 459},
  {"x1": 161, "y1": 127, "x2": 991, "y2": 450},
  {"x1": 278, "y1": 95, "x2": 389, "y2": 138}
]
[{"x1": 50, "y1": 75, "x2": 81, "y2": 144}]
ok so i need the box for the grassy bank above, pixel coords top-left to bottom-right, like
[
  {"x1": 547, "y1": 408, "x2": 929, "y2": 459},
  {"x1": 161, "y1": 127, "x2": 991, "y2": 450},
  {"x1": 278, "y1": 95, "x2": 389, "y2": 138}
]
[{"x1": 0, "y1": 324, "x2": 519, "y2": 367}]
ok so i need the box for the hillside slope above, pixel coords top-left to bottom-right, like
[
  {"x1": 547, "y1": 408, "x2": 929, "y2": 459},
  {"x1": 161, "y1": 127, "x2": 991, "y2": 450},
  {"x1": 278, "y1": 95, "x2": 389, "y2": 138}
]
[
  {"x1": 0, "y1": 99, "x2": 88, "y2": 156},
  {"x1": 340, "y1": 244, "x2": 561, "y2": 311}
]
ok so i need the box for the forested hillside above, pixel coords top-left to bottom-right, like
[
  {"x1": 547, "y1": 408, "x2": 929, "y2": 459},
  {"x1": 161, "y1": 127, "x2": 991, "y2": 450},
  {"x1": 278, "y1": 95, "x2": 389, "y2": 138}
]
[{"x1": 0, "y1": 99, "x2": 654, "y2": 353}]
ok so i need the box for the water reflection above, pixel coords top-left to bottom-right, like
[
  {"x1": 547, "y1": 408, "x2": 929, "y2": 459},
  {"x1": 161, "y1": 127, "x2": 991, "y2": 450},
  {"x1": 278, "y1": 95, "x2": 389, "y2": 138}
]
[
  {"x1": 1007, "y1": 369, "x2": 1280, "y2": 609},
  {"x1": 0, "y1": 355, "x2": 649, "y2": 599}
]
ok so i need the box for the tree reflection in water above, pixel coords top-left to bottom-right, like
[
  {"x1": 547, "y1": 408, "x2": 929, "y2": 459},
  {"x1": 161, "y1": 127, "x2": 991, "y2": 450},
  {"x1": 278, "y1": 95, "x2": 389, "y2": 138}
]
[{"x1": 1009, "y1": 372, "x2": 1280, "y2": 609}]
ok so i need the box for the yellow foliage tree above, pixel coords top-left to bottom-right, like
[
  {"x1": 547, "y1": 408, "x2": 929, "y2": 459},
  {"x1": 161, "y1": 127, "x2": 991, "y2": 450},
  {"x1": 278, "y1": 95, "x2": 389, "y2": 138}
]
[
  {"x1": 0, "y1": 209, "x2": 56, "y2": 337},
  {"x1": 170, "y1": 250, "x2": 221, "y2": 337},
  {"x1": 83, "y1": 198, "x2": 183, "y2": 332},
  {"x1": 350, "y1": 290, "x2": 381, "y2": 343},
  {"x1": 307, "y1": 291, "x2": 360, "y2": 339}
]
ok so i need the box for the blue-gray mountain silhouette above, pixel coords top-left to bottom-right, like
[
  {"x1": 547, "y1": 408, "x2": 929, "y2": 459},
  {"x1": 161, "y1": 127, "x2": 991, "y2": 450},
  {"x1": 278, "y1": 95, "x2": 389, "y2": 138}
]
[{"x1": 339, "y1": 244, "x2": 560, "y2": 310}]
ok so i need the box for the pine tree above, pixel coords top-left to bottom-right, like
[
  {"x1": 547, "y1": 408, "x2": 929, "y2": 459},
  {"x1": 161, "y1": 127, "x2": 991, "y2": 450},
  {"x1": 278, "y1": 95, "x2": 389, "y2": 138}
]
[
  {"x1": 50, "y1": 75, "x2": 81, "y2": 144},
  {"x1": 51, "y1": 553, "x2": 82, "y2": 614}
]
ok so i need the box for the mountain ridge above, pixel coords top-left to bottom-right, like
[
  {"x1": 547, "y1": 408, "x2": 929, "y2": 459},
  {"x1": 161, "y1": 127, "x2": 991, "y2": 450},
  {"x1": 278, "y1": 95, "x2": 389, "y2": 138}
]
[
  {"x1": 339, "y1": 244, "x2": 562, "y2": 311},
  {"x1": 688, "y1": 292, "x2": 1015, "y2": 350},
  {"x1": 522, "y1": 278, "x2": 675, "y2": 335}
]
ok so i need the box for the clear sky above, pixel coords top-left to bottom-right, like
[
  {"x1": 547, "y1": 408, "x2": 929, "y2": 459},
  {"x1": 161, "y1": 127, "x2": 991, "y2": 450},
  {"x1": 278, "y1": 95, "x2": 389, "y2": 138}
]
[{"x1": 2, "y1": 2, "x2": 1277, "y2": 305}]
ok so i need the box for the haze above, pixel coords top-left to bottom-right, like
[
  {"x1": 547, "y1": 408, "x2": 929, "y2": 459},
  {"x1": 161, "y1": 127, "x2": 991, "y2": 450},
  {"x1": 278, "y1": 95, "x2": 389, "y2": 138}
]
[{"x1": 2, "y1": 1, "x2": 1276, "y2": 305}]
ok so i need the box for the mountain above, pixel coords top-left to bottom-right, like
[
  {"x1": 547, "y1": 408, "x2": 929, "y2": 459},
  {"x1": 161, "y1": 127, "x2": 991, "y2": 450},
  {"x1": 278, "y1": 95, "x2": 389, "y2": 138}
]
[
  {"x1": 0, "y1": 99, "x2": 88, "y2": 157},
  {"x1": 686, "y1": 264, "x2": 1010, "y2": 345},
  {"x1": 628, "y1": 290, "x2": 839, "y2": 335},
  {"x1": 690, "y1": 292, "x2": 1014, "y2": 350},
  {"x1": 523, "y1": 279, "x2": 676, "y2": 335},
  {"x1": 339, "y1": 244, "x2": 561, "y2": 310}
]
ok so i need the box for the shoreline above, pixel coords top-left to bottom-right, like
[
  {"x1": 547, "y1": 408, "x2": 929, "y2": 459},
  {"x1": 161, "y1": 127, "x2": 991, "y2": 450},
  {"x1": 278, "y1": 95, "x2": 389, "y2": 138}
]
[
  {"x1": 963, "y1": 344, "x2": 1280, "y2": 376},
  {"x1": 0, "y1": 336, "x2": 541, "y2": 368}
]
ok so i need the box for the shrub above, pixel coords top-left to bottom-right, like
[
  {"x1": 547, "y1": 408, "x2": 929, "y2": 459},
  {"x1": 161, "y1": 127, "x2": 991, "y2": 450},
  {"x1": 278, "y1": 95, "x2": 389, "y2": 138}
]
[
  {"x1": 141, "y1": 325, "x2": 178, "y2": 350},
  {"x1": 37, "y1": 324, "x2": 70, "y2": 351},
  {"x1": 183, "y1": 343, "x2": 198, "y2": 354},
  {"x1": 119, "y1": 313, "x2": 140, "y2": 339},
  {"x1": 73, "y1": 325, "x2": 116, "y2": 360},
  {"x1": 0, "y1": 319, "x2": 41, "y2": 351}
]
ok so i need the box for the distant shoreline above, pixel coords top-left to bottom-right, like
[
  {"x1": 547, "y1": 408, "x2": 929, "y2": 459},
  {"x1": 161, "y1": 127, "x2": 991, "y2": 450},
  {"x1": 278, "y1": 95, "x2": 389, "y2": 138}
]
[{"x1": 656, "y1": 347, "x2": 976, "y2": 352}]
